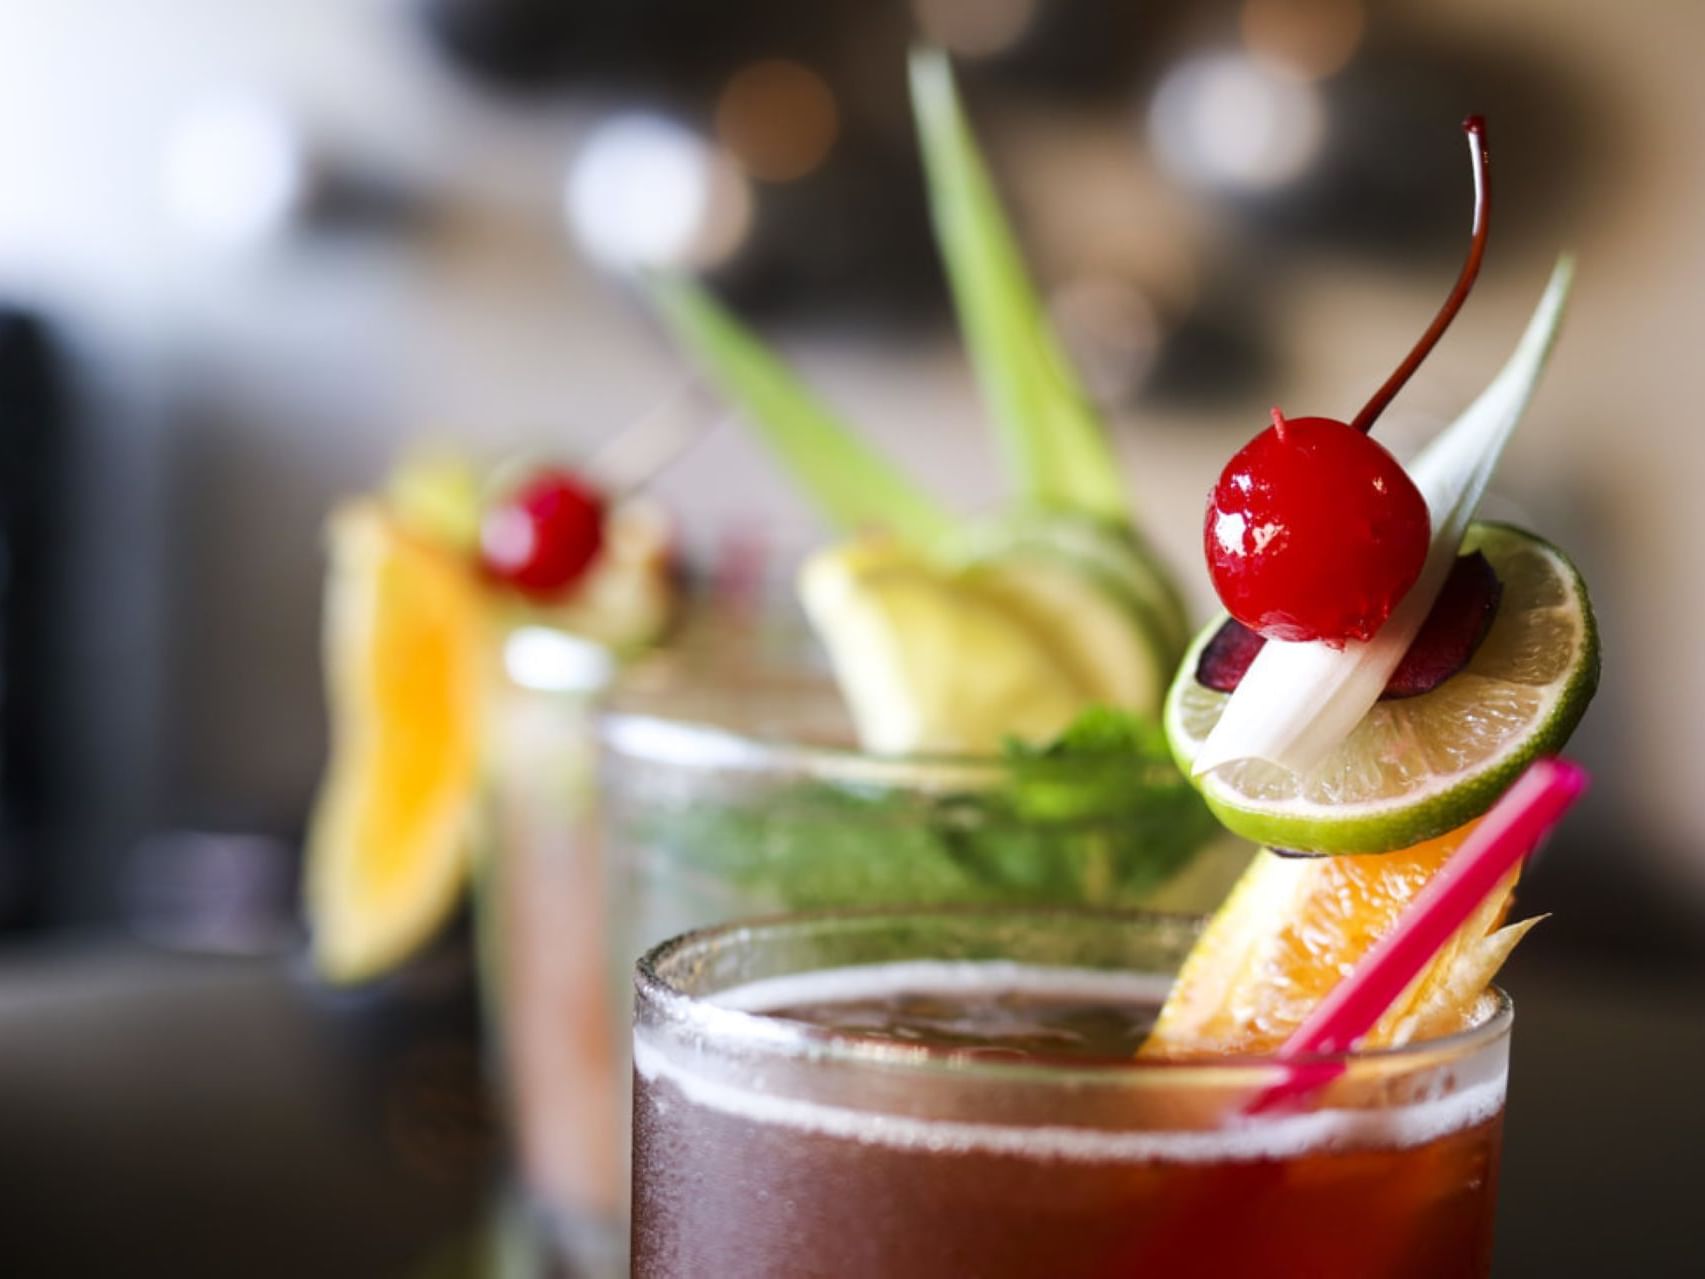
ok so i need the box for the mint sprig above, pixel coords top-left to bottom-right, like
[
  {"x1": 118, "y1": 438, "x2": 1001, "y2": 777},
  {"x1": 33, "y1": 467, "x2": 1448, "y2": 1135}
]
[
  {"x1": 1003, "y1": 707, "x2": 1214, "y2": 854},
  {"x1": 617, "y1": 707, "x2": 1215, "y2": 911}
]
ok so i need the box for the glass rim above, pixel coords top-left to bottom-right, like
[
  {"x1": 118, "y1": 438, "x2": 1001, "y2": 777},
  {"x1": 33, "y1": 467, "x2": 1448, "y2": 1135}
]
[
  {"x1": 634, "y1": 904, "x2": 1515, "y2": 1083},
  {"x1": 599, "y1": 709, "x2": 1185, "y2": 790}
]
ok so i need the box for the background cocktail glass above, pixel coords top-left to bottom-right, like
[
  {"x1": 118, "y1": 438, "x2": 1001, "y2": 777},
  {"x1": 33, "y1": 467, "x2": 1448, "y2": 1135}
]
[
  {"x1": 481, "y1": 627, "x2": 622, "y2": 1275},
  {"x1": 632, "y1": 907, "x2": 1511, "y2": 1279}
]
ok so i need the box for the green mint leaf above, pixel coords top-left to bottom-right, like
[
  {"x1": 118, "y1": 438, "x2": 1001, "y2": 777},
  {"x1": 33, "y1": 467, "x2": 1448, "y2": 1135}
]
[
  {"x1": 998, "y1": 706, "x2": 1218, "y2": 888},
  {"x1": 1008, "y1": 704, "x2": 1174, "y2": 764}
]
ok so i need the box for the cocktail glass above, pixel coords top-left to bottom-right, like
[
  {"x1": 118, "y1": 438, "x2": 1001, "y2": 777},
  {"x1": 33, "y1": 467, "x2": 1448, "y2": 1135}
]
[
  {"x1": 480, "y1": 628, "x2": 621, "y2": 1274},
  {"x1": 632, "y1": 907, "x2": 1509, "y2": 1279}
]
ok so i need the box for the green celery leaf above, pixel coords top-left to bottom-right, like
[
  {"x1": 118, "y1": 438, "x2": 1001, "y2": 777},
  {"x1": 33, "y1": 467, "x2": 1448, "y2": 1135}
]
[
  {"x1": 647, "y1": 275, "x2": 954, "y2": 548},
  {"x1": 909, "y1": 47, "x2": 1128, "y2": 523}
]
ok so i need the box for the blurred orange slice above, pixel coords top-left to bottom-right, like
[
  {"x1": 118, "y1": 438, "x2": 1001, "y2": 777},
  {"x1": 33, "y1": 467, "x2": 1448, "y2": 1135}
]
[
  {"x1": 305, "y1": 502, "x2": 488, "y2": 982},
  {"x1": 1145, "y1": 820, "x2": 1536, "y2": 1056}
]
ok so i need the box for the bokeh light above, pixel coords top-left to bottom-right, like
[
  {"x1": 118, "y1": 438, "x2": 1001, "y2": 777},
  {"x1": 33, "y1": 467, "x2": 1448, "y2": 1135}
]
[
  {"x1": 911, "y1": 0, "x2": 1039, "y2": 60},
  {"x1": 159, "y1": 93, "x2": 306, "y2": 248},
  {"x1": 1241, "y1": 0, "x2": 1366, "y2": 81},
  {"x1": 1148, "y1": 52, "x2": 1326, "y2": 193},
  {"x1": 564, "y1": 113, "x2": 752, "y2": 270},
  {"x1": 715, "y1": 59, "x2": 839, "y2": 183}
]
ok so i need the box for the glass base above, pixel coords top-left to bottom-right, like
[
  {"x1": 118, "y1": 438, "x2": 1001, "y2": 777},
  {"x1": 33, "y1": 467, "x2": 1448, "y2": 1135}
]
[{"x1": 492, "y1": 1183, "x2": 625, "y2": 1279}]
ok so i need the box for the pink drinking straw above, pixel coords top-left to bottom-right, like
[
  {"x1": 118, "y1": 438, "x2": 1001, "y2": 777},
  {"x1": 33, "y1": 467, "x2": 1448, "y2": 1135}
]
[{"x1": 1245, "y1": 756, "x2": 1589, "y2": 1115}]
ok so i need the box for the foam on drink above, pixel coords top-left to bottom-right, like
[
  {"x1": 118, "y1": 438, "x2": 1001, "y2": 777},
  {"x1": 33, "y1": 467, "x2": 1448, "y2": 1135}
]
[{"x1": 635, "y1": 960, "x2": 1506, "y2": 1165}]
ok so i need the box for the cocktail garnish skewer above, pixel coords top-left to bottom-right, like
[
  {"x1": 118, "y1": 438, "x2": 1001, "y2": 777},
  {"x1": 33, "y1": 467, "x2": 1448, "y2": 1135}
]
[{"x1": 1245, "y1": 756, "x2": 1588, "y2": 1115}]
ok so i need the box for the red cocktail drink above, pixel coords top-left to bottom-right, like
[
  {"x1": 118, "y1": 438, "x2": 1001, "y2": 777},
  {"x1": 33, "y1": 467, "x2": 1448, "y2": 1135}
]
[{"x1": 632, "y1": 909, "x2": 1507, "y2": 1279}]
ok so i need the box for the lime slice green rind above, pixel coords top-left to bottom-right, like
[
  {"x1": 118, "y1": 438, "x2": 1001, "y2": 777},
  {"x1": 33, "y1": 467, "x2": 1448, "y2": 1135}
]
[
  {"x1": 1164, "y1": 523, "x2": 1599, "y2": 854},
  {"x1": 908, "y1": 48, "x2": 1129, "y2": 525},
  {"x1": 646, "y1": 275, "x2": 956, "y2": 549}
]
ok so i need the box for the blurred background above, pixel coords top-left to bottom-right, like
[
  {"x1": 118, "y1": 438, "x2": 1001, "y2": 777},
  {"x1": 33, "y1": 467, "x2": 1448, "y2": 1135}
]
[{"x1": 0, "y1": 1, "x2": 1700, "y2": 1275}]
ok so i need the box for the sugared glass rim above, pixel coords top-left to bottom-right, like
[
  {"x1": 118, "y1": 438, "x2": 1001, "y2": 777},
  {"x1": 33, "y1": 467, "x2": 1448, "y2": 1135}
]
[{"x1": 634, "y1": 905, "x2": 1515, "y2": 1085}]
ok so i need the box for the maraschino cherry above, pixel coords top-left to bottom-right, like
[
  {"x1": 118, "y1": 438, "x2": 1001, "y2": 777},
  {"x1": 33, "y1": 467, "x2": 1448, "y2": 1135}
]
[
  {"x1": 1205, "y1": 116, "x2": 1492, "y2": 646},
  {"x1": 480, "y1": 467, "x2": 607, "y2": 600}
]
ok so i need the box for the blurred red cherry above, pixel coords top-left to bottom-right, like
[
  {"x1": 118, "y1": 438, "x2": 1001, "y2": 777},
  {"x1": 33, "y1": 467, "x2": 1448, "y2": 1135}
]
[{"x1": 480, "y1": 468, "x2": 606, "y2": 599}]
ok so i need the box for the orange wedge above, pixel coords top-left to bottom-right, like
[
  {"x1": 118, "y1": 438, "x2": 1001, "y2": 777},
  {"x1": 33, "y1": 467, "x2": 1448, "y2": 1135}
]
[
  {"x1": 1145, "y1": 820, "x2": 1537, "y2": 1057},
  {"x1": 305, "y1": 502, "x2": 488, "y2": 983}
]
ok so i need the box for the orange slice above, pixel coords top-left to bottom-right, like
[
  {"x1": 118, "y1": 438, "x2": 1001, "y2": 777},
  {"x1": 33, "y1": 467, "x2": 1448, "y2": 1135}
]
[
  {"x1": 305, "y1": 502, "x2": 488, "y2": 982},
  {"x1": 1145, "y1": 820, "x2": 1536, "y2": 1056}
]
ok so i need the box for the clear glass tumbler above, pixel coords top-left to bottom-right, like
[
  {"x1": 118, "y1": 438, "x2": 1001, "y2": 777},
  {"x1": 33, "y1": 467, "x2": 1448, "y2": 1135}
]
[
  {"x1": 481, "y1": 629, "x2": 622, "y2": 1274},
  {"x1": 632, "y1": 907, "x2": 1510, "y2": 1279},
  {"x1": 600, "y1": 692, "x2": 1242, "y2": 964}
]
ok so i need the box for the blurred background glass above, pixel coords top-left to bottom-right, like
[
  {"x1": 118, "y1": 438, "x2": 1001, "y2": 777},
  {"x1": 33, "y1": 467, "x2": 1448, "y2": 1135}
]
[{"x1": 0, "y1": 2, "x2": 1699, "y2": 1275}]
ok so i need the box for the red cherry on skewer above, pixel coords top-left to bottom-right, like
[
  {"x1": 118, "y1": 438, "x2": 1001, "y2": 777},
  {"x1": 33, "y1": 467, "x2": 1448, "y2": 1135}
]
[
  {"x1": 1204, "y1": 116, "x2": 1492, "y2": 647},
  {"x1": 480, "y1": 467, "x2": 607, "y2": 600},
  {"x1": 1206, "y1": 409, "x2": 1430, "y2": 644}
]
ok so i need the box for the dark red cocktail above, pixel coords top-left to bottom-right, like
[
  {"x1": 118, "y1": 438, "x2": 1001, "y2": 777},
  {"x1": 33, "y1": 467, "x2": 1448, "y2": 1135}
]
[{"x1": 632, "y1": 909, "x2": 1507, "y2": 1279}]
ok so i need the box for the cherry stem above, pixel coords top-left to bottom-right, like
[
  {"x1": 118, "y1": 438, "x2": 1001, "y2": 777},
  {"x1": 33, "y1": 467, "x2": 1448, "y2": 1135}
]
[
  {"x1": 1269, "y1": 406, "x2": 1290, "y2": 442},
  {"x1": 1348, "y1": 115, "x2": 1491, "y2": 435}
]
